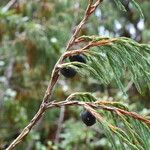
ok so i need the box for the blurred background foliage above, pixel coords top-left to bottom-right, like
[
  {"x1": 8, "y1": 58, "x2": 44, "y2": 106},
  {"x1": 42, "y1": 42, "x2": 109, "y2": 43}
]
[{"x1": 0, "y1": 0, "x2": 150, "y2": 149}]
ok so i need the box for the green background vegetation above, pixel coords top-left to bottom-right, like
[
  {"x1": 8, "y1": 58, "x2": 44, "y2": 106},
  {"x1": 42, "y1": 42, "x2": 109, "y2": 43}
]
[{"x1": 0, "y1": 0, "x2": 150, "y2": 149}]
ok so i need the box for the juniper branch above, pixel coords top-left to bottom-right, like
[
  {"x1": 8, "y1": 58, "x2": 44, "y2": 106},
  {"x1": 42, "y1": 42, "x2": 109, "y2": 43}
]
[
  {"x1": 45, "y1": 100, "x2": 150, "y2": 127},
  {"x1": 6, "y1": 1, "x2": 102, "y2": 149}
]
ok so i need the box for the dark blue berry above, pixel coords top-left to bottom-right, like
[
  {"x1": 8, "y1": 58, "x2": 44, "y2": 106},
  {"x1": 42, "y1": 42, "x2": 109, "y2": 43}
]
[
  {"x1": 60, "y1": 67, "x2": 76, "y2": 78},
  {"x1": 81, "y1": 110, "x2": 96, "y2": 126},
  {"x1": 69, "y1": 54, "x2": 86, "y2": 64}
]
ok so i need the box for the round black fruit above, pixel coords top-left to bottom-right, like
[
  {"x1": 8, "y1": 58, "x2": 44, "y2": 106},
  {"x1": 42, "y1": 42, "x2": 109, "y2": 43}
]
[
  {"x1": 81, "y1": 110, "x2": 96, "y2": 126},
  {"x1": 69, "y1": 54, "x2": 86, "y2": 64},
  {"x1": 60, "y1": 67, "x2": 77, "y2": 78}
]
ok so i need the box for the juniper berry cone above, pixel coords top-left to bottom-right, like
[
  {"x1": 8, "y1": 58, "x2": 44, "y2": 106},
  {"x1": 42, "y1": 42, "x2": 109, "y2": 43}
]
[
  {"x1": 60, "y1": 67, "x2": 77, "y2": 78},
  {"x1": 81, "y1": 110, "x2": 96, "y2": 126},
  {"x1": 69, "y1": 54, "x2": 86, "y2": 64}
]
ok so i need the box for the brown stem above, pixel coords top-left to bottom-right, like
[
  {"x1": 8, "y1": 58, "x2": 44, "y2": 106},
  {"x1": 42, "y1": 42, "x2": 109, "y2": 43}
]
[
  {"x1": 2, "y1": 0, "x2": 17, "y2": 12},
  {"x1": 6, "y1": 104, "x2": 46, "y2": 150},
  {"x1": 54, "y1": 106, "x2": 65, "y2": 144},
  {"x1": 6, "y1": 1, "x2": 102, "y2": 150},
  {"x1": 99, "y1": 105, "x2": 150, "y2": 126},
  {"x1": 45, "y1": 100, "x2": 150, "y2": 127},
  {"x1": 66, "y1": 0, "x2": 103, "y2": 50}
]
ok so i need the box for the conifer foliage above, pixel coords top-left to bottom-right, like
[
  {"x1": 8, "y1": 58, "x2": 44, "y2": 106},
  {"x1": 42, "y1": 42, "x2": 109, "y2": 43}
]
[{"x1": 60, "y1": 36, "x2": 150, "y2": 93}]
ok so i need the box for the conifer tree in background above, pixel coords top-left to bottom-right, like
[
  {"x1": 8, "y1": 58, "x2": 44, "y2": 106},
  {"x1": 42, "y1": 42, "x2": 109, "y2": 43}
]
[{"x1": 0, "y1": 0, "x2": 150, "y2": 150}]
